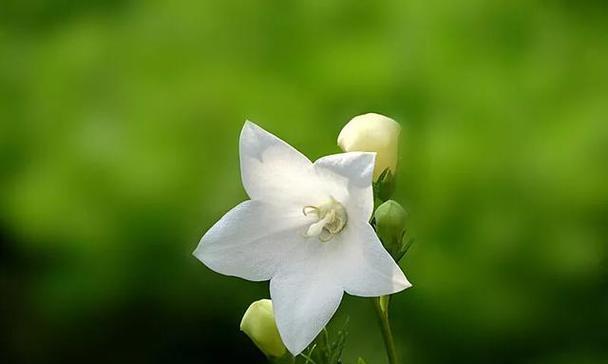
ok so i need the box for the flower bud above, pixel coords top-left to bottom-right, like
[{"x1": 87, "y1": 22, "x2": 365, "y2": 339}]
[
  {"x1": 374, "y1": 200, "x2": 407, "y2": 260},
  {"x1": 240, "y1": 299, "x2": 286, "y2": 358},
  {"x1": 338, "y1": 113, "x2": 401, "y2": 180}
]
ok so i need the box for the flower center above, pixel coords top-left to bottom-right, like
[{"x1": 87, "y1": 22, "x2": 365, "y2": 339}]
[{"x1": 302, "y1": 198, "x2": 348, "y2": 242}]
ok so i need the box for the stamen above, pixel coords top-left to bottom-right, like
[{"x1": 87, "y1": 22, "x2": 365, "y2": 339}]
[
  {"x1": 302, "y1": 198, "x2": 347, "y2": 242},
  {"x1": 302, "y1": 206, "x2": 319, "y2": 216}
]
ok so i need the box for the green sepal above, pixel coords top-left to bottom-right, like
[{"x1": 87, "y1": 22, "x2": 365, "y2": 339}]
[
  {"x1": 373, "y1": 168, "x2": 395, "y2": 203},
  {"x1": 378, "y1": 295, "x2": 391, "y2": 317},
  {"x1": 395, "y1": 233, "x2": 415, "y2": 262}
]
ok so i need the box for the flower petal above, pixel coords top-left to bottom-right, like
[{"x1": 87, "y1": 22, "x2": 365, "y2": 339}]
[
  {"x1": 193, "y1": 200, "x2": 313, "y2": 281},
  {"x1": 270, "y1": 266, "x2": 343, "y2": 355},
  {"x1": 313, "y1": 152, "x2": 375, "y2": 222},
  {"x1": 338, "y1": 221, "x2": 411, "y2": 297},
  {"x1": 240, "y1": 121, "x2": 324, "y2": 206}
]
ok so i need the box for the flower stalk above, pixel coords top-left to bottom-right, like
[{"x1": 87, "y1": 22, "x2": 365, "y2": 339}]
[
  {"x1": 348, "y1": 113, "x2": 409, "y2": 364},
  {"x1": 372, "y1": 295, "x2": 399, "y2": 364}
]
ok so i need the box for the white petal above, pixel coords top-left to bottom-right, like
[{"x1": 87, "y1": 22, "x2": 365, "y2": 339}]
[
  {"x1": 313, "y1": 152, "x2": 376, "y2": 222},
  {"x1": 193, "y1": 200, "x2": 313, "y2": 281},
  {"x1": 338, "y1": 222, "x2": 411, "y2": 297},
  {"x1": 240, "y1": 121, "x2": 324, "y2": 206},
  {"x1": 270, "y1": 264, "x2": 344, "y2": 355}
]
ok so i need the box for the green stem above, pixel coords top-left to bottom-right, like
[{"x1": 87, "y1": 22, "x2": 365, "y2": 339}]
[{"x1": 373, "y1": 296, "x2": 399, "y2": 364}]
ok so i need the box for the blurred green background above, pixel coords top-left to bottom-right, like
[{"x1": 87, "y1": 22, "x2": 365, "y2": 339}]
[{"x1": 1, "y1": 0, "x2": 607, "y2": 363}]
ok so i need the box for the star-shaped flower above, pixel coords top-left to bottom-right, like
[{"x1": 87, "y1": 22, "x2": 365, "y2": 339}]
[{"x1": 194, "y1": 121, "x2": 411, "y2": 354}]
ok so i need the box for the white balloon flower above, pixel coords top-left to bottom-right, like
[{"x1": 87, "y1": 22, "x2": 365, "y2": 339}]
[{"x1": 194, "y1": 121, "x2": 411, "y2": 355}]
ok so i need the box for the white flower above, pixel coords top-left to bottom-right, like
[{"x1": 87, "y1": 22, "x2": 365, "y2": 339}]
[
  {"x1": 338, "y1": 113, "x2": 401, "y2": 180},
  {"x1": 194, "y1": 121, "x2": 411, "y2": 355}
]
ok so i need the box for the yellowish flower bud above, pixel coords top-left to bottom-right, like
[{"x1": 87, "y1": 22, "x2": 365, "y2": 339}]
[
  {"x1": 240, "y1": 299, "x2": 286, "y2": 358},
  {"x1": 337, "y1": 113, "x2": 401, "y2": 180}
]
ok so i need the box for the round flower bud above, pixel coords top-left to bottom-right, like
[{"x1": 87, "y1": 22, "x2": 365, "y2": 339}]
[
  {"x1": 337, "y1": 113, "x2": 401, "y2": 180},
  {"x1": 240, "y1": 299, "x2": 286, "y2": 358},
  {"x1": 374, "y1": 200, "x2": 407, "y2": 259}
]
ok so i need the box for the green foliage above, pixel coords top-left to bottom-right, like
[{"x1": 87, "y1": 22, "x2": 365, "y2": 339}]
[{"x1": 298, "y1": 319, "x2": 350, "y2": 364}]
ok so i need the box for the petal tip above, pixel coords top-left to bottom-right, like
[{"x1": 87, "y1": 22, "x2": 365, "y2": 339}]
[
  {"x1": 363, "y1": 150, "x2": 376, "y2": 165},
  {"x1": 394, "y1": 273, "x2": 413, "y2": 292},
  {"x1": 283, "y1": 339, "x2": 309, "y2": 357},
  {"x1": 192, "y1": 242, "x2": 206, "y2": 262},
  {"x1": 241, "y1": 119, "x2": 256, "y2": 135}
]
